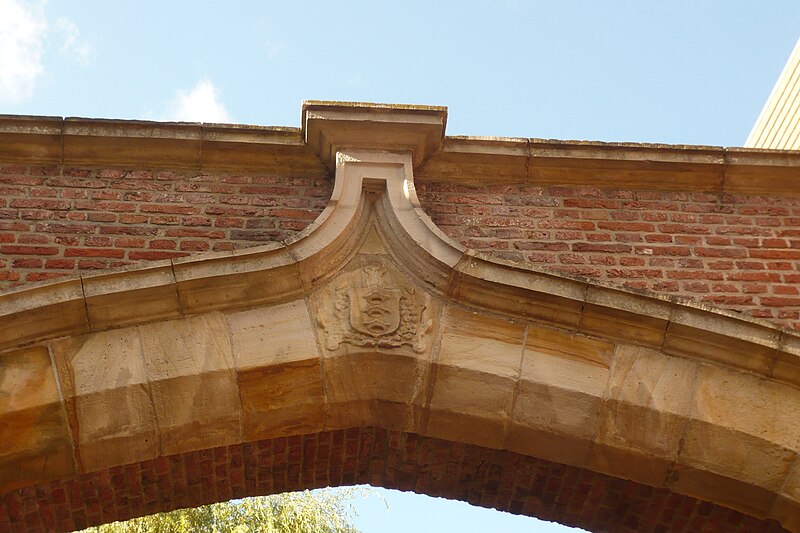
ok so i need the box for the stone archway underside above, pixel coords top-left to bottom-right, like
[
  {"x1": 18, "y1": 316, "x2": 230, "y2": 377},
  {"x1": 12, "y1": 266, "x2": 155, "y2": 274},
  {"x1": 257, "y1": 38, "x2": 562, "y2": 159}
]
[
  {"x1": 0, "y1": 429, "x2": 787, "y2": 533},
  {"x1": 1, "y1": 103, "x2": 800, "y2": 532}
]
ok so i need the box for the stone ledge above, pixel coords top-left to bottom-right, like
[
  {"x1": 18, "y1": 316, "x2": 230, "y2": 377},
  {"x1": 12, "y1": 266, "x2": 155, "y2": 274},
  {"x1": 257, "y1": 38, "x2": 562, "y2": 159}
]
[
  {"x1": 418, "y1": 136, "x2": 800, "y2": 196},
  {"x1": 302, "y1": 100, "x2": 447, "y2": 169},
  {"x1": 3, "y1": 101, "x2": 800, "y2": 196},
  {"x1": 0, "y1": 115, "x2": 325, "y2": 175}
]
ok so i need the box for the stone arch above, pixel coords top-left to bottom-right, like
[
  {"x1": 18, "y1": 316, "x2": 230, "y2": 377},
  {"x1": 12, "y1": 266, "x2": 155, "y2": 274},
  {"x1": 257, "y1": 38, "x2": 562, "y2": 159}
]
[
  {"x1": 1, "y1": 104, "x2": 799, "y2": 532},
  {"x1": 2, "y1": 429, "x2": 791, "y2": 532}
]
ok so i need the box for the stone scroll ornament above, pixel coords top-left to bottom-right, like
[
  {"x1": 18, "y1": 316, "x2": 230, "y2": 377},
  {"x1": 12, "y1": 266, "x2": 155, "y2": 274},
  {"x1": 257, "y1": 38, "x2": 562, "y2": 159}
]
[{"x1": 320, "y1": 257, "x2": 432, "y2": 353}]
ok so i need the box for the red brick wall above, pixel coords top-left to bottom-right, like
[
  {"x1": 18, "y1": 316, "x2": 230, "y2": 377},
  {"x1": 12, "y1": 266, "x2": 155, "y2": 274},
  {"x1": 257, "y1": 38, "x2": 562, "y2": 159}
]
[
  {"x1": 416, "y1": 182, "x2": 800, "y2": 330},
  {"x1": 0, "y1": 165, "x2": 331, "y2": 287},
  {"x1": 2, "y1": 164, "x2": 800, "y2": 330},
  {"x1": 0, "y1": 428, "x2": 787, "y2": 533}
]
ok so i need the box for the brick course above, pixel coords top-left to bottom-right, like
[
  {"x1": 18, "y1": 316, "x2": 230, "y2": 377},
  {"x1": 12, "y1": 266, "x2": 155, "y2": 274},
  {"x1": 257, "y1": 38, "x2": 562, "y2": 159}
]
[
  {"x1": 0, "y1": 429, "x2": 787, "y2": 533},
  {"x1": 0, "y1": 165, "x2": 332, "y2": 287},
  {"x1": 416, "y1": 182, "x2": 800, "y2": 330},
  {"x1": 3, "y1": 165, "x2": 800, "y2": 330}
]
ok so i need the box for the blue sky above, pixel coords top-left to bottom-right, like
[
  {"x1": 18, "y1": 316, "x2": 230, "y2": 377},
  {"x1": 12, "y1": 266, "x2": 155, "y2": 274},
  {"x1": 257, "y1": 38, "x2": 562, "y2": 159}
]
[
  {"x1": 350, "y1": 486, "x2": 584, "y2": 532},
  {"x1": 2, "y1": 1, "x2": 799, "y2": 531},
  {"x1": 3, "y1": 1, "x2": 800, "y2": 146}
]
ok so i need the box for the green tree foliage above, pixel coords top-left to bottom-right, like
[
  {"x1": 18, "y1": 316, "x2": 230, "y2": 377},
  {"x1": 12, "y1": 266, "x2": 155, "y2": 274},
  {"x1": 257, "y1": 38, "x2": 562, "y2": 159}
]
[{"x1": 78, "y1": 488, "x2": 372, "y2": 533}]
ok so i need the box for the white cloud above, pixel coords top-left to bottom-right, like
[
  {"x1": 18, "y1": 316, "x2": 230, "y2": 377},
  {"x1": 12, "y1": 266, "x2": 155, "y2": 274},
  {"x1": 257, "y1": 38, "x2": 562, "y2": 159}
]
[
  {"x1": 0, "y1": 0, "x2": 46, "y2": 104},
  {"x1": 0, "y1": 2, "x2": 93, "y2": 104},
  {"x1": 55, "y1": 17, "x2": 93, "y2": 67},
  {"x1": 265, "y1": 41, "x2": 285, "y2": 60},
  {"x1": 168, "y1": 79, "x2": 232, "y2": 123}
]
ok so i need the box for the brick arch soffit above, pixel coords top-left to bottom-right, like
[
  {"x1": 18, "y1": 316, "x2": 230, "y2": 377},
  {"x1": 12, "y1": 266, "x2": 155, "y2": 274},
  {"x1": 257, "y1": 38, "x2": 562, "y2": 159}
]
[{"x1": 1, "y1": 148, "x2": 800, "y2": 531}]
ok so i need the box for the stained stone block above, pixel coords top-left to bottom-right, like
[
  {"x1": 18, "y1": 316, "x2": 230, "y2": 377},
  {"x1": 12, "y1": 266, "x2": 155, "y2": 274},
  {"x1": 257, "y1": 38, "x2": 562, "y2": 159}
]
[
  {"x1": 425, "y1": 306, "x2": 524, "y2": 448},
  {"x1": 311, "y1": 252, "x2": 438, "y2": 433},
  {"x1": 591, "y1": 345, "x2": 697, "y2": 486},
  {"x1": 227, "y1": 300, "x2": 323, "y2": 440},
  {"x1": 508, "y1": 325, "x2": 613, "y2": 467},
  {"x1": 139, "y1": 313, "x2": 241, "y2": 455},
  {"x1": 324, "y1": 351, "x2": 425, "y2": 432},
  {"x1": 669, "y1": 362, "x2": 800, "y2": 520},
  {"x1": 51, "y1": 328, "x2": 158, "y2": 472},
  {"x1": 228, "y1": 299, "x2": 318, "y2": 369},
  {"x1": 679, "y1": 364, "x2": 800, "y2": 493},
  {"x1": 0, "y1": 346, "x2": 74, "y2": 491}
]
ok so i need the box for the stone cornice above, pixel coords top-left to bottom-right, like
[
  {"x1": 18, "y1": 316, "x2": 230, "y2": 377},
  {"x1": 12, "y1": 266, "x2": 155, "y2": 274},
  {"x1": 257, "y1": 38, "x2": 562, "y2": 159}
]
[
  {"x1": 0, "y1": 115, "x2": 326, "y2": 175},
  {"x1": 419, "y1": 136, "x2": 800, "y2": 196},
  {"x1": 2, "y1": 103, "x2": 800, "y2": 195},
  {"x1": 302, "y1": 100, "x2": 447, "y2": 169}
]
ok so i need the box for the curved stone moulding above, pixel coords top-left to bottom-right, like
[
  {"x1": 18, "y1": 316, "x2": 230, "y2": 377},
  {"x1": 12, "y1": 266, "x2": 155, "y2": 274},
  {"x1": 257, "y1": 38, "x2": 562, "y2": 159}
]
[{"x1": 1, "y1": 136, "x2": 800, "y2": 530}]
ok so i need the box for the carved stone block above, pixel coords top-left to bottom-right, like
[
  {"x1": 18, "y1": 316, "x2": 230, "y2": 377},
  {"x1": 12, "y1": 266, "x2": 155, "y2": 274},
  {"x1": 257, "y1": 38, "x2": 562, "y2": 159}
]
[{"x1": 317, "y1": 255, "x2": 433, "y2": 354}]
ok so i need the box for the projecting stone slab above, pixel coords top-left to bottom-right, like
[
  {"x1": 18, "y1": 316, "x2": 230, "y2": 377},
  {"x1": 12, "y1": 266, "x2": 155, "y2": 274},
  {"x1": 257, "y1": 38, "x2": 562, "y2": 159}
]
[
  {"x1": 0, "y1": 346, "x2": 74, "y2": 491},
  {"x1": 451, "y1": 256, "x2": 585, "y2": 328},
  {"x1": 0, "y1": 279, "x2": 88, "y2": 350},
  {"x1": 302, "y1": 101, "x2": 447, "y2": 169},
  {"x1": 83, "y1": 263, "x2": 181, "y2": 329},
  {"x1": 775, "y1": 332, "x2": 800, "y2": 387},
  {"x1": 580, "y1": 286, "x2": 670, "y2": 348},
  {"x1": 173, "y1": 244, "x2": 304, "y2": 313},
  {"x1": 663, "y1": 307, "x2": 780, "y2": 376}
]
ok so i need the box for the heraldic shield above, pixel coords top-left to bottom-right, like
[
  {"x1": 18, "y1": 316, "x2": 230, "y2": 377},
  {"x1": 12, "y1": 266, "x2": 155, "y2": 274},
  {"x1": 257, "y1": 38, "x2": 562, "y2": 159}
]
[
  {"x1": 349, "y1": 260, "x2": 402, "y2": 337},
  {"x1": 319, "y1": 256, "x2": 432, "y2": 353}
]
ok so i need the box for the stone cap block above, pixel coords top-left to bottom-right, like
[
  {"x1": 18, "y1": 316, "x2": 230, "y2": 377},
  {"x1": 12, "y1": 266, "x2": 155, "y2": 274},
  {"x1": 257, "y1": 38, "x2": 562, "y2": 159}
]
[{"x1": 303, "y1": 100, "x2": 447, "y2": 169}]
